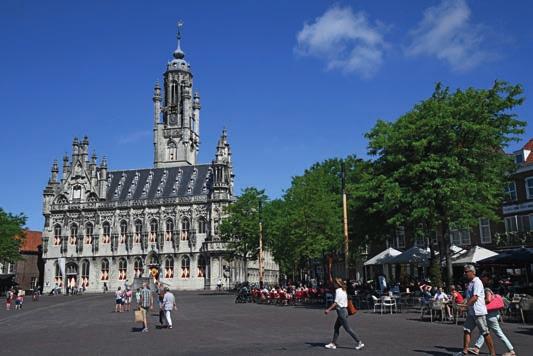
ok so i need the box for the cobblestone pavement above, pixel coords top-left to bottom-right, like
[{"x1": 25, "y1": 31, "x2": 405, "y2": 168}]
[{"x1": 1, "y1": 292, "x2": 531, "y2": 355}]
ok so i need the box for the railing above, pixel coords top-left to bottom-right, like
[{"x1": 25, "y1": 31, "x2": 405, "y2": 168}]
[{"x1": 201, "y1": 240, "x2": 229, "y2": 253}]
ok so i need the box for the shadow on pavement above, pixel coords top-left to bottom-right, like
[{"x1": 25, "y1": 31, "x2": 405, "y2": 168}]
[
  {"x1": 131, "y1": 327, "x2": 144, "y2": 332},
  {"x1": 305, "y1": 342, "x2": 354, "y2": 350},
  {"x1": 515, "y1": 327, "x2": 533, "y2": 336}
]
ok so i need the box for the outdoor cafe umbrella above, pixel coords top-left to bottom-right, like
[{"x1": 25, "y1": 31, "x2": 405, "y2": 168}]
[
  {"x1": 387, "y1": 246, "x2": 431, "y2": 266},
  {"x1": 452, "y1": 245, "x2": 498, "y2": 265},
  {"x1": 364, "y1": 247, "x2": 402, "y2": 266}
]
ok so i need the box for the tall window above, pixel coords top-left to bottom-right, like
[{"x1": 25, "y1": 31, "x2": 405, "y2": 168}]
[
  {"x1": 70, "y1": 224, "x2": 78, "y2": 245},
  {"x1": 120, "y1": 220, "x2": 127, "y2": 243},
  {"x1": 450, "y1": 229, "x2": 471, "y2": 246},
  {"x1": 81, "y1": 259, "x2": 90, "y2": 288},
  {"x1": 168, "y1": 142, "x2": 177, "y2": 161},
  {"x1": 54, "y1": 262, "x2": 63, "y2": 287},
  {"x1": 181, "y1": 218, "x2": 190, "y2": 241},
  {"x1": 198, "y1": 217, "x2": 206, "y2": 234},
  {"x1": 100, "y1": 259, "x2": 109, "y2": 281},
  {"x1": 197, "y1": 255, "x2": 206, "y2": 278},
  {"x1": 134, "y1": 220, "x2": 142, "y2": 243},
  {"x1": 181, "y1": 256, "x2": 190, "y2": 279},
  {"x1": 118, "y1": 258, "x2": 127, "y2": 280},
  {"x1": 504, "y1": 216, "x2": 518, "y2": 232},
  {"x1": 165, "y1": 219, "x2": 174, "y2": 241},
  {"x1": 526, "y1": 178, "x2": 533, "y2": 199},
  {"x1": 73, "y1": 185, "x2": 82, "y2": 201},
  {"x1": 164, "y1": 257, "x2": 174, "y2": 278},
  {"x1": 102, "y1": 222, "x2": 111, "y2": 244},
  {"x1": 134, "y1": 257, "x2": 143, "y2": 278},
  {"x1": 149, "y1": 219, "x2": 158, "y2": 243},
  {"x1": 54, "y1": 224, "x2": 62, "y2": 246},
  {"x1": 479, "y1": 218, "x2": 492, "y2": 244},
  {"x1": 85, "y1": 223, "x2": 93, "y2": 244},
  {"x1": 505, "y1": 182, "x2": 517, "y2": 201},
  {"x1": 395, "y1": 227, "x2": 405, "y2": 249}
]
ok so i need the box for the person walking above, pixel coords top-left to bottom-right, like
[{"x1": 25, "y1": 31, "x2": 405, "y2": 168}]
[
  {"x1": 324, "y1": 277, "x2": 364, "y2": 351},
  {"x1": 5, "y1": 289, "x2": 13, "y2": 310},
  {"x1": 454, "y1": 265, "x2": 496, "y2": 356},
  {"x1": 139, "y1": 282, "x2": 153, "y2": 333},
  {"x1": 468, "y1": 285, "x2": 515, "y2": 355},
  {"x1": 162, "y1": 287, "x2": 177, "y2": 329},
  {"x1": 135, "y1": 288, "x2": 141, "y2": 308}
]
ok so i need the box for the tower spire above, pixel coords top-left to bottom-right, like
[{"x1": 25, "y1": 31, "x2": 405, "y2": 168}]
[{"x1": 173, "y1": 20, "x2": 185, "y2": 59}]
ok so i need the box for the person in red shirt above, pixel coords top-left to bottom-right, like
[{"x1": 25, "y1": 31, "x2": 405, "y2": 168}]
[{"x1": 450, "y1": 285, "x2": 464, "y2": 304}]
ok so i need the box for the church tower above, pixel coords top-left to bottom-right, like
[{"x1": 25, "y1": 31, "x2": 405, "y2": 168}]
[{"x1": 154, "y1": 22, "x2": 201, "y2": 168}]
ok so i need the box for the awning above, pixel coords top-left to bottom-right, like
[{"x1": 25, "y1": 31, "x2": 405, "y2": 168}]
[
  {"x1": 364, "y1": 247, "x2": 402, "y2": 266},
  {"x1": 478, "y1": 247, "x2": 533, "y2": 265}
]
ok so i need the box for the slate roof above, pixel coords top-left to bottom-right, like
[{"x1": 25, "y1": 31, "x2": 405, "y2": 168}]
[{"x1": 105, "y1": 164, "x2": 213, "y2": 202}]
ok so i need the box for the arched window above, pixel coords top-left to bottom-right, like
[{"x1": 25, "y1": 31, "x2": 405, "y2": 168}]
[
  {"x1": 165, "y1": 219, "x2": 174, "y2": 241},
  {"x1": 164, "y1": 256, "x2": 174, "y2": 278},
  {"x1": 134, "y1": 257, "x2": 143, "y2": 278},
  {"x1": 118, "y1": 258, "x2": 127, "y2": 280},
  {"x1": 149, "y1": 219, "x2": 158, "y2": 243},
  {"x1": 181, "y1": 255, "x2": 190, "y2": 279},
  {"x1": 81, "y1": 259, "x2": 90, "y2": 288},
  {"x1": 100, "y1": 259, "x2": 109, "y2": 281},
  {"x1": 168, "y1": 141, "x2": 177, "y2": 161},
  {"x1": 85, "y1": 223, "x2": 93, "y2": 244},
  {"x1": 102, "y1": 222, "x2": 111, "y2": 244},
  {"x1": 180, "y1": 218, "x2": 190, "y2": 241},
  {"x1": 134, "y1": 220, "x2": 142, "y2": 243},
  {"x1": 197, "y1": 255, "x2": 206, "y2": 278},
  {"x1": 69, "y1": 224, "x2": 78, "y2": 245},
  {"x1": 54, "y1": 224, "x2": 62, "y2": 246},
  {"x1": 120, "y1": 220, "x2": 127, "y2": 243},
  {"x1": 198, "y1": 217, "x2": 207, "y2": 234},
  {"x1": 54, "y1": 261, "x2": 63, "y2": 287}
]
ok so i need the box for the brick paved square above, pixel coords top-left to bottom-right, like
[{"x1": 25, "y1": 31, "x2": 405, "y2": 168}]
[{"x1": 1, "y1": 293, "x2": 531, "y2": 355}]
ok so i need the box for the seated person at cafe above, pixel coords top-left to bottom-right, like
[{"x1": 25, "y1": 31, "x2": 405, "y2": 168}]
[
  {"x1": 433, "y1": 287, "x2": 453, "y2": 319},
  {"x1": 450, "y1": 285, "x2": 464, "y2": 304}
]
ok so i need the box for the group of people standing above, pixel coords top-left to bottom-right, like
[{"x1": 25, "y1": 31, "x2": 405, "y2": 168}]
[
  {"x1": 5, "y1": 289, "x2": 25, "y2": 310},
  {"x1": 117, "y1": 282, "x2": 176, "y2": 333}
]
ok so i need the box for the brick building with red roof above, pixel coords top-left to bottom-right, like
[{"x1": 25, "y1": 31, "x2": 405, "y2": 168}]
[{"x1": 14, "y1": 230, "x2": 44, "y2": 291}]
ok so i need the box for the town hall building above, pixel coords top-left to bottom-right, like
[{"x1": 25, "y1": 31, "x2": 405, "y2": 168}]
[{"x1": 41, "y1": 25, "x2": 279, "y2": 292}]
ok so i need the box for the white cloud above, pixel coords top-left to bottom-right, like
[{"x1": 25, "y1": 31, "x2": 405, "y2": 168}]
[
  {"x1": 406, "y1": 0, "x2": 495, "y2": 71},
  {"x1": 295, "y1": 6, "x2": 388, "y2": 78}
]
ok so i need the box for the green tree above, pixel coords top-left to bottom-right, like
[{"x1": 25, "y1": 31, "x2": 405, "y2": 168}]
[
  {"x1": 219, "y1": 187, "x2": 268, "y2": 282},
  {"x1": 0, "y1": 208, "x2": 26, "y2": 265},
  {"x1": 364, "y1": 81, "x2": 526, "y2": 283}
]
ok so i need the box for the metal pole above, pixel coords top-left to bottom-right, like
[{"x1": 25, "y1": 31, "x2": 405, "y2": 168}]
[
  {"x1": 259, "y1": 200, "x2": 264, "y2": 288},
  {"x1": 341, "y1": 161, "x2": 350, "y2": 280}
]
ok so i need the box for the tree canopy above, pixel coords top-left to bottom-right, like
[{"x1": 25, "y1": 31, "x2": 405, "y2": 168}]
[{"x1": 0, "y1": 208, "x2": 26, "y2": 265}]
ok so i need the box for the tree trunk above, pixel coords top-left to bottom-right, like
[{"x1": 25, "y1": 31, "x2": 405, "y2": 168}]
[{"x1": 442, "y1": 225, "x2": 453, "y2": 285}]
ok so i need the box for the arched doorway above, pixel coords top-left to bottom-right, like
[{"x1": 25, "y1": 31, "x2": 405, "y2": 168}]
[
  {"x1": 145, "y1": 252, "x2": 160, "y2": 282},
  {"x1": 65, "y1": 262, "x2": 78, "y2": 292}
]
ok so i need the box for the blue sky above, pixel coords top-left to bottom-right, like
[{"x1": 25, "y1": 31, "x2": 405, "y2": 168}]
[{"x1": 1, "y1": 0, "x2": 533, "y2": 230}]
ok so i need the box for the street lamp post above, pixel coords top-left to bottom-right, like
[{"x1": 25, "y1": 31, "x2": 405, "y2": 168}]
[
  {"x1": 258, "y1": 200, "x2": 264, "y2": 288},
  {"x1": 341, "y1": 161, "x2": 350, "y2": 280}
]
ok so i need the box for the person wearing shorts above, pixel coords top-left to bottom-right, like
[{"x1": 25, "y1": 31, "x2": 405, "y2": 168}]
[{"x1": 454, "y1": 265, "x2": 496, "y2": 356}]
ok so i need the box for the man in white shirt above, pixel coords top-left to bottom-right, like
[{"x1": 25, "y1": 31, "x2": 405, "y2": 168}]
[
  {"x1": 162, "y1": 287, "x2": 177, "y2": 329},
  {"x1": 455, "y1": 265, "x2": 496, "y2": 356}
]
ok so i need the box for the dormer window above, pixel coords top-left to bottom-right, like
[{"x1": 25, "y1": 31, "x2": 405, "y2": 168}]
[
  {"x1": 516, "y1": 154, "x2": 524, "y2": 164},
  {"x1": 73, "y1": 186, "x2": 82, "y2": 201}
]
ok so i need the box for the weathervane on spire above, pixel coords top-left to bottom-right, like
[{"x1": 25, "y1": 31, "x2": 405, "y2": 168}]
[{"x1": 177, "y1": 20, "x2": 184, "y2": 40}]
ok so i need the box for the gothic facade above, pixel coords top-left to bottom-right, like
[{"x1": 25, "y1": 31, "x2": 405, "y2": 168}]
[{"x1": 41, "y1": 26, "x2": 279, "y2": 292}]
